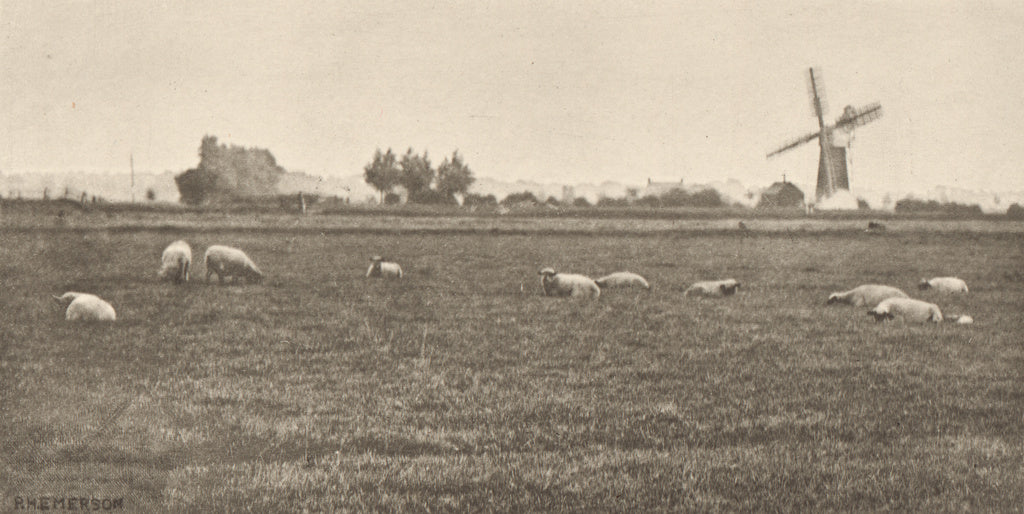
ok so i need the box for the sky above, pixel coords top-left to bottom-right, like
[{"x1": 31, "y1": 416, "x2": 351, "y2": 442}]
[{"x1": 2, "y1": 0, "x2": 1023, "y2": 197}]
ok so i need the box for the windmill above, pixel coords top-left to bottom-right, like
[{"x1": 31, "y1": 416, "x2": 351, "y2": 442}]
[{"x1": 766, "y1": 67, "x2": 882, "y2": 203}]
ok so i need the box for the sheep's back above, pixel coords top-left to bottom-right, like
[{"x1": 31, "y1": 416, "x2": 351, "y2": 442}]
[
  {"x1": 66, "y1": 295, "x2": 116, "y2": 321},
  {"x1": 595, "y1": 272, "x2": 650, "y2": 289},
  {"x1": 876, "y1": 297, "x2": 942, "y2": 323},
  {"x1": 854, "y1": 285, "x2": 908, "y2": 307},
  {"x1": 927, "y1": 277, "x2": 968, "y2": 293}
]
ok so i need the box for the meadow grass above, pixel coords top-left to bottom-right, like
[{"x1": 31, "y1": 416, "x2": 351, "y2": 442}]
[{"x1": 1, "y1": 224, "x2": 1022, "y2": 511}]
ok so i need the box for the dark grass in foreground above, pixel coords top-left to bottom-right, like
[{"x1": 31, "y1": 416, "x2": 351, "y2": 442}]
[{"x1": 1, "y1": 227, "x2": 1022, "y2": 511}]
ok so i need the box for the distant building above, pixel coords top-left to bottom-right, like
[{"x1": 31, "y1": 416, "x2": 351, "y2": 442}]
[
  {"x1": 758, "y1": 180, "x2": 805, "y2": 208},
  {"x1": 562, "y1": 185, "x2": 575, "y2": 204},
  {"x1": 642, "y1": 178, "x2": 684, "y2": 198}
]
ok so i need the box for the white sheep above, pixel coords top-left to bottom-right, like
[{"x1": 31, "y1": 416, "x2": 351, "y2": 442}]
[
  {"x1": 538, "y1": 267, "x2": 600, "y2": 299},
  {"x1": 204, "y1": 245, "x2": 263, "y2": 284},
  {"x1": 52, "y1": 292, "x2": 116, "y2": 321},
  {"x1": 157, "y1": 240, "x2": 192, "y2": 283},
  {"x1": 946, "y1": 314, "x2": 974, "y2": 324},
  {"x1": 867, "y1": 297, "x2": 943, "y2": 323},
  {"x1": 367, "y1": 256, "x2": 403, "y2": 279},
  {"x1": 827, "y1": 284, "x2": 908, "y2": 308},
  {"x1": 684, "y1": 279, "x2": 740, "y2": 297},
  {"x1": 918, "y1": 276, "x2": 968, "y2": 293},
  {"x1": 594, "y1": 271, "x2": 650, "y2": 290}
]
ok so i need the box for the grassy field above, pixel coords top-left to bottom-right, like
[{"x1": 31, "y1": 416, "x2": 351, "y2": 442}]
[{"x1": 1, "y1": 219, "x2": 1022, "y2": 511}]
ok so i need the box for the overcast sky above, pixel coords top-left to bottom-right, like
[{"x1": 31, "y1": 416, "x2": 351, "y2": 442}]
[{"x1": 2, "y1": 0, "x2": 1022, "y2": 195}]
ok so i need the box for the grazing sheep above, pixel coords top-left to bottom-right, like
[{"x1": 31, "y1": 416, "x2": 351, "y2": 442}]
[
  {"x1": 157, "y1": 240, "x2": 192, "y2": 283},
  {"x1": 684, "y1": 279, "x2": 740, "y2": 297},
  {"x1": 866, "y1": 221, "x2": 887, "y2": 232},
  {"x1": 918, "y1": 276, "x2": 968, "y2": 293},
  {"x1": 52, "y1": 292, "x2": 116, "y2": 321},
  {"x1": 594, "y1": 271, "x2": 650, "y2": 290},
  {"x1": 367, "y1": 256, "x2": 403, "y2": 279},
  {"x1": 538, "y1": 267, "x2": 600, "y2": 299},
  {"x1": 867, "y1": 297, "x2": 943, "y2": 323},
  {"x1": 738, "y1": 221, "x2": 749, "y2": 230},
  {"x1": 204, "y1": 245, "x2": 263, "y2": 284},
  {"x1": 827, "y1": 284, "x2": 908, "y2": 308}
]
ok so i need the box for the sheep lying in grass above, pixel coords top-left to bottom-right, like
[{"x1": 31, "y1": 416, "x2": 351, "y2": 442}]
[
  {"x1": 52, "y1": 292, "x2": 116, "y2": 321},
  {"x1": 205, "y1": 245, "x2": 263, "y2": 284},
  {"x1": 827, "y1": 284, "x2": 908, "y2": 308},
  {"x1": 867, "y1": 297, "x2": 943, "y2": 323},
  {"x1": 684, "y1": 279, "x2": 740, "y2": 297},
  {"x1": 538, "y1": 267, "x2": 600, "y2": 299},
  {"x1": 157, "y1": 240, "x2": 192, "y2": 283},
  {"x1": 946, "y1": 314, "x2": 974, "y2": 324},
  {"x1": 367, "y1": 256, "x2": 403, "y2": 279},
  {"x1": 594, "y1": 271, "x2": 650, "y2": 290},
  {"x1": 918, "y1": 276, "x2": 968, "y2": 293}
]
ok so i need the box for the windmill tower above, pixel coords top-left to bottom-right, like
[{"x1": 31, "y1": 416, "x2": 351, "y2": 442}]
[{"x1": 766, "y1": 67, "x2": 882, "y2": 203}]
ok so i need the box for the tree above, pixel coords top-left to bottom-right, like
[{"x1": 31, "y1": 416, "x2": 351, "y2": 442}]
[
  {"x1": 175, "y1": 165, "x2": 219, "y2": 205},
  {"x1": 463, "y1": 193, "x2": 497, "y2": 207},
  {"x1": 398, "y1": 148, "x2": 434, "y2": 197},
  {"x1": 175, "y1": 135, "x2": 286, "y2": 205},
  {"x1": 1007, "y1": 203, "x2": 1024, "y2": 219},
  {"x1": 436, "y1": 151, "x2": 475, "y2": 198},
  {"x1": 363, "y1": 148, "x2": 401, "y2": 202}
]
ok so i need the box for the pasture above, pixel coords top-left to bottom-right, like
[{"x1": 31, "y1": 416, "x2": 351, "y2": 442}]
[{"x1": 1, "y1": 219, "x2": 1022, "y2": 511}]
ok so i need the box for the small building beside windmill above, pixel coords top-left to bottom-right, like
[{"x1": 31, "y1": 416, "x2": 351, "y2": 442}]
[{"x1": 758, "y1": 179, "x2": 805, "y2": 209}]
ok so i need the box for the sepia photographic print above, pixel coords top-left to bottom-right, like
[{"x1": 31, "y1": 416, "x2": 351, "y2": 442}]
[{"x1": 2, "y1": 1, "x2": 1022, "y2": 511}]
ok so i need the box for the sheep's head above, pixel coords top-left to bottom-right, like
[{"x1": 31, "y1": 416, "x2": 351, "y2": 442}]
[
  {"x1": 720, "y1": 281, "x2": 740, "y2": 295},
  {"x1": 867, "y1": 308, "x2": 893, "y2": 322},
  {"x1": 247, "y1": 267, "x2": 264, "y2": 284},
  {"x1": 917, "y1": 279, "x2": 931, "y2": 290},
  {"x1": 826, "y1": 293, "x2": 841, "y2": 305},
  {"x1": 52, "y1": 292, "x2": 79, "y2": 308},
  {"x1": 157, "y1": 266, "x2": 175, "y2": 280}
]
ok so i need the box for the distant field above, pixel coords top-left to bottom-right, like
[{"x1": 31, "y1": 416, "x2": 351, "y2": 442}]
[
  {"x1": 3, "y1": 200, "x2": 1024, "y2": 235},
  {"x1": 1, "y1": 220, "x2": 1022, "y2": 510}
]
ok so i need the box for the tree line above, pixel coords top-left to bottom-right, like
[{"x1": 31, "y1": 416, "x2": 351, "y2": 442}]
[{"x1": 363, "y1": 148, "x2": 475, "y2": 204}]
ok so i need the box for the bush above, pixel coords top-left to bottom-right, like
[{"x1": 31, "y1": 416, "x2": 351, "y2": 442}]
[
  {"x1": 1007, "y1": 203, "x2": 1024, "y2": 219},
  {"x1": 636, "y1": 195, "x2": 661, "y2": 207},
  {"x1": 463, "y1": 193, "x2": 497, "y2": 207},
  {"x1": 501, "y1": 191, "x2": 539, "y2": 206},
  {"x1": 409, "y1": 189, "x2": 456, "y2": 205},
  {"x1": 573, "y1": 197, "x2": 592, "y2": 208},
  {"x1": 894, "y1": 198, "x2": 984, "y2": 217},
  {"x1": 660, "y1": 188, "x2": 723, "y2": 208},
  {"x1": 597, "y1": 196, "x2": 629, "y2": 207}
]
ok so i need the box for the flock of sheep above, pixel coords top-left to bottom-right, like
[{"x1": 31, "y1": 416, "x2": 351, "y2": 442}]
[
  {"x1": 826, "y1": 279, "x2": 972, "y2": 324},
  {"x1": 535, "y1": 268, "x2": 973, "y2": 325},
  {"x1": 52, "y1": 241, "x2": 264, "y2": 321},
  {"x1": 52, "y1": 239, "x2": 972, "y2": 326}
]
